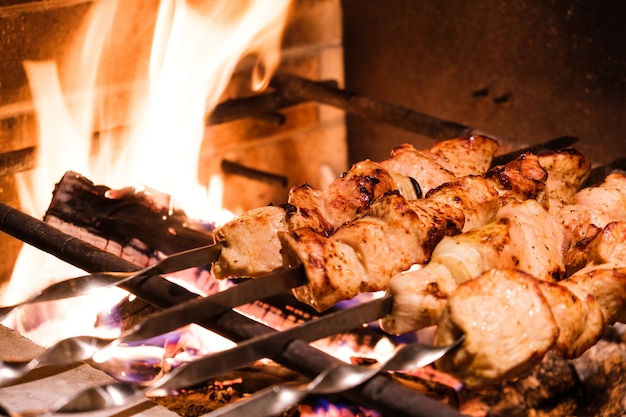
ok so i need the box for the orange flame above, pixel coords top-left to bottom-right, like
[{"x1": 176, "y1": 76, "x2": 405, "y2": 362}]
[{"x1": 3, "y1": 0, "x2": 292, "y2": 346}]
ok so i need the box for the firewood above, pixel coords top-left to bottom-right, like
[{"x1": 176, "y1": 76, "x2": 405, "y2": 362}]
[{"x1": 44, "y1": 171, "x2": 215, "y2": 265}]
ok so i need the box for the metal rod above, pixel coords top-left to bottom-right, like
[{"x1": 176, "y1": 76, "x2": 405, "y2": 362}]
[
  {"x1": 489, "y1": 136, "x2": 579, "y2": 167},
  {"x1": 206, "y1": 91, "x2": 300, "y2": 126},
  {"x1": 206, "y1": 79, "x2": 338, "y2": 125},
  {"x1": 270, "y1": 72, "x2": 474, "y2": 140},
  {"x1": 221, "y1": 159, "x2": 288, "y2": 187},
  {"x1": 0, "y1": 146, "x2": 36, "y2": 176},
  {"x1": 0, "y1": 201, "x2": 463, "y2": 417}
]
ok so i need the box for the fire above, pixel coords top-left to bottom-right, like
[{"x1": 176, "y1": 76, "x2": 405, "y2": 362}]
[{"x1": 2, "y1": 0, "x2": 292, "y2": 346}]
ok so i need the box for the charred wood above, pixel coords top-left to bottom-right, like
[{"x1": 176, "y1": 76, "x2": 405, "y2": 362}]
[{"x1": 44, "y1": 171, "x2": 215, "y2": 261}]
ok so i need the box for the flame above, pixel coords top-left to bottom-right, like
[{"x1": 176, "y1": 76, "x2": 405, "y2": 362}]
[{"x1": 3, "y1": 0, "x2": 292, "y2": 346}]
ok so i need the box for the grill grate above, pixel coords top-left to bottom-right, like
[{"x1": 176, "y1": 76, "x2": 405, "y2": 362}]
[{"x1": 0, "y1": 200, "x2": 464, "y2": 417}]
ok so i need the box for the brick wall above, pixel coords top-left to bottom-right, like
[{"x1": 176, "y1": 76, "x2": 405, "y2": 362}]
[{"x1": 206, "y1": 0, "x2": 346, "y2": 213}]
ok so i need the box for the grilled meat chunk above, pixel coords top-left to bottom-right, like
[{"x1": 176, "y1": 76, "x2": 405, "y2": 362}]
[
  {"x1": 554, "y1": 205, "x2": 607, "y2": 268},
  {"x1": 555, "y1": 172, "x2": 626, "y2": 269},
  {"x1": 586, "y1": 221, "x2": 626, "y2": 266},
  {"x1": 382, "y1": 198, "x2": 565, "y2": 335},
  {"x1": 434, "y1": 269, "x2": 559, "y2": 390},
  {"x1": 425, "y1": 153, "x2": 548, "y2": 232},
  {"x1": 428, "y1": 134, "x2": 499, "y2": 177},
  {"x1": 485, "y1": 153, "x2": 549, "y2": 204},
  {"x1": 425, "y1": 176, "x2": 500, "y2": 232},
  {"x1": 380, "y1": 136, "x2": 497, "y2": 194},
  {"x1": 573, "y1": 172, "x2": 626, "y2": 221},
  {"x1": 535, "y1": 148, "x2": 591, "y2": 212},
  {"x1": 378, "y1": 144, "x2": 454, "y2": 195},
  {"x1": 213, "y1": 205, "x2": 288, "y2": 279},
  {"x1": 564, "y1": 264, "x2": 626, "y2": 324},
  {"x1": 537, "y1": 280, "x2": 604, "y2": 358},
  {"x1": 433, "y1": 199, "x2": 565, "y2": 284},
  {"x1": 280, "y1": 193, "x2": 463, "y2": 311},
  {"x1": 382, "y1": 262, "x2": 457, "y2": 334},
  {"x1": 287, "y1": 159, "x2": 419, "y2": 236}
]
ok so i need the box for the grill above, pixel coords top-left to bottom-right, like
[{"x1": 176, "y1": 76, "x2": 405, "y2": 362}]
[{"x1": 0, "y1": 1, "x2": 625, "y2": 416}]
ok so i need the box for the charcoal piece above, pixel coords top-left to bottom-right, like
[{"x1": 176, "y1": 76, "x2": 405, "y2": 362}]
[
  {"x1": 456, "y1": 337, "x2": 626, "y2": 417},
  {"x1": 150, "y1": 363, "x2": 303, "y2": 417}
]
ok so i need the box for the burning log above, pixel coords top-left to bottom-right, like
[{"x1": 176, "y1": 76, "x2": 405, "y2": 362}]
[
  {"x1": 44, "y1": 171, "x2": 215, "y2": 263},
  {"x1": 0, "y1": 201, "x2": 465, "y2": 417}
]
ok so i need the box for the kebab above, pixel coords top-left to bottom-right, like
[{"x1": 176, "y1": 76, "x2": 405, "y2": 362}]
[
  {"x1": 434, "y1": 238, "x2": 626, "y2": 389},
  {"x1": 382, "y1": 173, "x2": 626, "y2": 388},
  {"x1": 382, "y1": 170, "x2": 626, "y2": 335},
  {"x1": 415, "y1": 175, "x2": 626, "y2": 388},
  {"x1": 280, "y1": 150, "x2": 588, "y2": 311},
  {"x1": 212, "y1": 135, "x2": 498, "y2": 279}
]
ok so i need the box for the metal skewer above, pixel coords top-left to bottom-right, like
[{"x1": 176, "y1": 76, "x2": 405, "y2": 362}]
[
  {"x1": 0, "y1": 242, "x2": 222, "y2": 322},
  {"x1": 204, "y1": 335, "x2": 465, "y2": 417},
  {"x1": 0, "y1": 266, "x2": 303, "y2": 387},
  {"x1": 0, "y1": 334, "x2": 465, "y2": 416}
]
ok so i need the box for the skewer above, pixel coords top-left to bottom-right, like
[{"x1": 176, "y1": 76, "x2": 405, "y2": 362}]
[
  {"x1": 489, "y1": 135, "x2": 579, "y2": 167},
  {"x1": 583, "y1": 157, "x2": 626, "y2": 187}
]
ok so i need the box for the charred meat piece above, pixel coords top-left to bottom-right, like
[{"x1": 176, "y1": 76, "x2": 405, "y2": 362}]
[
  {"x1": 214, "y1": 136, "x2": 499, "y2": 279},
  {"x1": 425, "y1": 153, "x2": 549, "y2": 232},
  {"x1": 382, "y1": 198, "x2": 565, "y2": 335},
  {"x1": 380, "y1": 136, "x2": 498, "y2": 194},
  {"x1": 280, "y1": 193, "x2": 463, "y2": 311},
  {"x1": 286, "y1": 159, "x2": 419, "y2": 236},
  {"x1": 424, "y1": 175, "x2": 500, "y2": 232},
  {"x1": 555, "y1": 172, "x2": 626, "y2": 269},
  {"x1": 485, "y1": 153, "x2": 549, "y2": 204}
]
